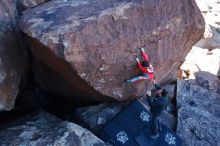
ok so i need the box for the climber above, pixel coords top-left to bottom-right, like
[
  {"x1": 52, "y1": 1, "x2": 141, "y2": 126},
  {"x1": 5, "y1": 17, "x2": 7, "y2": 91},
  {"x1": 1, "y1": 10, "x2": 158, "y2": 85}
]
[
  {"x1": 126, "y1": 48, "x2": 154, "y2": 83},
  {"x1": 146, "y1": 84, "x2": 168, "y2": 139}
]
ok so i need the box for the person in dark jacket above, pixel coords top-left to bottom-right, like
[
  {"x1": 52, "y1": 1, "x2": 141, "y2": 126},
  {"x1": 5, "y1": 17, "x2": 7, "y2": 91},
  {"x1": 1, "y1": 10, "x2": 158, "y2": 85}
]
[{"x1": 146, "y1": 84, "x2": 168, "y2": 139}]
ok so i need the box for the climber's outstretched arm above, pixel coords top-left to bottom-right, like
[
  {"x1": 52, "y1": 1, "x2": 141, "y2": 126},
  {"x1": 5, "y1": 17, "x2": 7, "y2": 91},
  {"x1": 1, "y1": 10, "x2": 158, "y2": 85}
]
[{"x1": 141, "y1": 48, "x2": 149, "y2": 61}]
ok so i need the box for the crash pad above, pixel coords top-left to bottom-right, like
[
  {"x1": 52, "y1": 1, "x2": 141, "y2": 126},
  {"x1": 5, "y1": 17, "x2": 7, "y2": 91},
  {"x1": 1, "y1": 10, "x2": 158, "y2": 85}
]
[{"x1": 100, "y1": 99, "x2": 182, "y2": 146}]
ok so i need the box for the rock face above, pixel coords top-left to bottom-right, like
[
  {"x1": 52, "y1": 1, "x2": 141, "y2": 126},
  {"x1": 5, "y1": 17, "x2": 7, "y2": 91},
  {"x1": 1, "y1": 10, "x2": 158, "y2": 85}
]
[
  {"x1": 0, "y1": 0, "x2": 27, "y2": 111},
  {"x1": 20, "y1": 0, "x2": 204, "y2": 101},
  {"x1": 176, "y1": 75, "x2": 220, "y2": 146},
  {"x1": 20, "y1": 0, "x2": 50, "y2": 9},
  {"x1": 0, "y1": 110, "x2": 108, "y2": 146}
]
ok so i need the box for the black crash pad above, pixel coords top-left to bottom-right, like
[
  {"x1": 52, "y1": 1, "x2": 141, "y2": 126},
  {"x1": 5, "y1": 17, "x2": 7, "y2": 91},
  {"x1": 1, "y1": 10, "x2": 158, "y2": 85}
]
[{"x1": 100, "y1": 99, "x2": 182, "y2": 146}]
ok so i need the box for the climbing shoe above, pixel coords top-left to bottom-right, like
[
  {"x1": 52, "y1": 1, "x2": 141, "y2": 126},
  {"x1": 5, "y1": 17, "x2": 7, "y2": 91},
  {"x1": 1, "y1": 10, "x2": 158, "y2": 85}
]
[{"x1": 125, "y1": 79, "x2": 132, "y2": 83}]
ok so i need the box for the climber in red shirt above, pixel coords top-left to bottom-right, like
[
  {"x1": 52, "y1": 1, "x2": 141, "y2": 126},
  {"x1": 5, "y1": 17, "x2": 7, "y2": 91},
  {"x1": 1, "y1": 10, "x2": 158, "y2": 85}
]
[{"x1": 126, "y1": 48, "x2": 155, "y2": 83}]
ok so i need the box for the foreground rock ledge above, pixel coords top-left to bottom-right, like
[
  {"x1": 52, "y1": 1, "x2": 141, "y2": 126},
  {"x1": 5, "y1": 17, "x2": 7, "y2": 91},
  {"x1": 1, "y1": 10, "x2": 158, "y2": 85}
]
[
  {"x1": 176, "y1": 76, "x2": 220, "y2": 145},
  {"x1": 20, "y1": 0, "x2": 204, "y2": 101},
  {"x1": 0, "y1": 110, "x2": 108, "y2": 146}
]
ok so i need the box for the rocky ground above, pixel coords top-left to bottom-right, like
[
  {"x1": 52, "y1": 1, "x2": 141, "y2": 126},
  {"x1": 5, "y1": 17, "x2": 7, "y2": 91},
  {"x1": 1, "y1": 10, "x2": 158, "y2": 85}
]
[
  {"x1": 0, "y1": 0, "x2": 219, "y2": 146},
  {"x1": 0, "y1": 110, "x2": 109, "y2": 146}
]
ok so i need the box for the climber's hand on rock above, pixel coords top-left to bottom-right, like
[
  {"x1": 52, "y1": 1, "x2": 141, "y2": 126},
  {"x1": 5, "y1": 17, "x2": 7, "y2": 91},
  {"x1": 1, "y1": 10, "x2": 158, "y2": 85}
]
[{"x1": 146, "y1": 90, "x2": 151, "y2": 97}]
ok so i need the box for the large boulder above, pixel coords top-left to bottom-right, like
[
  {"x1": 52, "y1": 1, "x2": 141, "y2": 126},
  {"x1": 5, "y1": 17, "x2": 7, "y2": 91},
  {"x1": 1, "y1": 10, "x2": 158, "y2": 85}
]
[
  {"x1": 176, "y1": 77, "x2": 220, "y2": 145},
  {"x1": 20, "y1": 0, "x2": 204, "y2": 101},
  {"x1": 0, "y1": 110, "x2": 109, "y2": 146},
  {"x1": 0, "y1": 0, "x2": 27, "y2": 111}
]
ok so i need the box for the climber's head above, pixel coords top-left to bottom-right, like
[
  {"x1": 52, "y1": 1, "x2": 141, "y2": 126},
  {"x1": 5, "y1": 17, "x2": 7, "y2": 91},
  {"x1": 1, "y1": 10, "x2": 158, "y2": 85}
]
[
  {"x1": 142, "y1": 61, "x2": 150, "y2": 67},
  {"x1": 161, "y1": 89, "x2": 168, "y2": 96}
]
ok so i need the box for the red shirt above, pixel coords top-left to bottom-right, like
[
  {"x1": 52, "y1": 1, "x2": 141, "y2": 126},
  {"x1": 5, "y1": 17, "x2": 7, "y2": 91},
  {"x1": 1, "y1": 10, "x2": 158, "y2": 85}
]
[{"x1": 137, "y1": 62, "x2": 154, "y2": 80}]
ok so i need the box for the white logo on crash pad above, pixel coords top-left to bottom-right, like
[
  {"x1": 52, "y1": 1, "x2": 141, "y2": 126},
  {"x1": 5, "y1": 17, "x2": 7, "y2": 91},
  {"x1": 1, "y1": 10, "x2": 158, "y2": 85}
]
[
  {"x1": 165, "y1": 132, "x2": 176, "y2": 145},
  {"x1": 116, "y1": 131, "x2": 128, "y2": 144},
  {"x1": 140, "y1": 111, "x2": 150, "y2": 122}
]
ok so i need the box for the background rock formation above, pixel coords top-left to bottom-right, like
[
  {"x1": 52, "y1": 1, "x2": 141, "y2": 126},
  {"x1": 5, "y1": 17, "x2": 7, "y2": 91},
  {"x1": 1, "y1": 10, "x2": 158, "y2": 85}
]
[
  {"x1": 20, "y1": 0, "x2": 204, "y2": 101},
  {"x1": 195, "y1": 0, "x2": 220, "y2": 49},
  {"x1": 176, "y1": 74, "x2": 220, "y2": 145},
  {"x1": 0, "y1": 0, "x2": 27, "y2": 111},
  {"x1": 180, "y1": 46, "x2": 220, "y2": 79},
  {"x1": 180, "y1": 0, "x2": 220, "y2": 79},
  {"x1": 0, "y1": 110, "x2": 108, "y2": 146}
]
